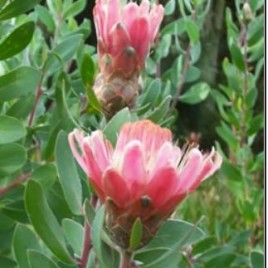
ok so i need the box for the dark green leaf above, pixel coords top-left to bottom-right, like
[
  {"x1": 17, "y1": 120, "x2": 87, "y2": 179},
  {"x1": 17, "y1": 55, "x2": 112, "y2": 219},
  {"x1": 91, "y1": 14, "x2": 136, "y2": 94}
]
[
  {"x1": 129, "y1": 218, "x2": 143, "y2": 250},
  {"x1": 230, "y1": 43, "x2": 246, "y2": 71},
  {"x1": 25, "y1": 180, "x2": 74, "y2": 264},
  {"x1": 220, "y1": 160, "x2": 243, "y2": 181},
  {"x1": 0, "y1": 21, "x2": 35, "y2": 60},
  {"x1": 185, "y1": 19, "x2": 199, "y2": 43},
  {"x1": 13, "y1": 224, "x2": 41, "y2": 268},
  {"x1": 80, "y1": 53, "x2": 95, "y2": 87},
  {"x1": 0, "y1": 256, "x2": 17, "y2": 268},
  {"x1": 0, "y1": 143, "x2": 26, "y2": 175},
  {"x1": 55, "y1": 131, "x2": 82, "y2": 215},
  {"x1": 0, "y1": 0, "x2": 40, "y2": 20},
  {"x1": 250, "y1": 251, "x2": 263, "y2": 268},
  {"x1": 0, "y1": 115, "x2": 26, "y2": 144},
  {"x1": 28, "y1": 250, "x2": 60, "y2": 268},
  {"x1": 179, "y1": 82, "x2": 210, "y2": 104},
  {"x1": 0, "y1": 67, "x2": 41, "y2": 102}
]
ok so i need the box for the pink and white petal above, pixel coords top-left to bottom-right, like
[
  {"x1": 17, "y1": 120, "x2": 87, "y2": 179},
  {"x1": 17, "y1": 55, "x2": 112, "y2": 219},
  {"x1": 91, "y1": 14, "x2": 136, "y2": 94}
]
[
  {"x1": 121, "y1": 140, "x2": 146, "y2": 197},
  {"x1": 91, "y1": 131, "x2": 112, "y2": 172},
  {"x1": 139, "y1": 0, "x2": 150, "y2": 16},
  {"x1": 122, "y1": 2, "x2": 139, "y2": 33},
  {"x1": 82, "y1": 140, "x2": 103, "y2": 192},
  {"x1": 68, "y1": 130, "x2": 88, "y2": 174},
  {"x1": 146, "y1": 166, "x2": 178, "y2": 210},
  {"x1": 102, "y1": 168, "x2": 131, "y2": 207},
  {"x1": 189, "y1": 152, "x2": 222, "y2": 192},
  {"x1": 151, "y1": 142, "x2": 180, "y2": 174},
  {"x1": 160, "y1": 192, "x2": 187, "y2": 215},
  {"x1": 149, "y1": 4, "x2": 164, "y2": 42},
  {"x1": 109, "y1": 23, "x2": 131, "y2": 57},
  {"x1": 106, "y1": 0, "x2": 121, "y2": 33},
  {"x1": 128, "y1": 17, "x2": 150, "y2": 64},
  {"x1": 176, "y1": 148, "x2": 203, "y2": 193}
]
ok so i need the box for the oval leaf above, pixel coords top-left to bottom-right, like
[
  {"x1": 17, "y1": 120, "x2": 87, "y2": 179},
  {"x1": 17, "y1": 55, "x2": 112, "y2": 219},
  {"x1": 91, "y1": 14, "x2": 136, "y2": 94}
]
[
  {"x1": 0, "y1": 21, "x2": 35, "y2": 60},
  {"x1": 0, "y1": 67, "x2": 41, "y2": 102},
  {"x1": 0, "y1": 115, "x2": 26, "y2": 144},
  {"x1": 12, "y1": 224, "x2": 41, "y2": 268},
  {"x1": 179, "y1": 82, "x2": 210, "y2": 104},
  {"x1": 0, "y1": 143, "x2": 26, "y2": 175},
  {"x1": 25, "y1": 180, "x2": 74, "y2": 264},
  {"x1": 0, "y1": 0, "x2": 41, "y2": 20},
  {"x1": 28, "y1": 250, "x2": 60, "y2": 268},
  {"x1": 55, "y1": 131, "x2": 82, "y2": 215}
]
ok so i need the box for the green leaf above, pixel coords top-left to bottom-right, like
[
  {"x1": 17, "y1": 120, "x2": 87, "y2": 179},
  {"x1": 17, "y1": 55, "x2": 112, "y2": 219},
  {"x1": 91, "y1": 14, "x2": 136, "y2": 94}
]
[
  {"x1": 0, "y1": 143, "x2": 26, "y2": 175},
  {"x1": 91, "y1": 206, "x2": 119, "y2": 268},
  {"x1": 25, "y1": 180, "x2": 74, "y2": 264},
  {"x1": 230, "y1": 43, "x2": 246, "y2": 71},
  {"x1": 0, "y1": 0, "x2": 41, "y2": 20},
  {"x1": 216, "y1": 122, "x2": 238, "y2": 149},
  {"x1": 165, "y1": 0, "x2": 175, "y2": 15},
  {"x1": 103, "y1": 108, "x2": 132, "y2": 146},
  {"x1": 28, "y1": 250, "x2": 60, "y2": 268},
  {"x1": 35, "y1": 5, "x2": 55, "y2": 32},
  {"x1": 185, "y1": 66, "x2": 201, "y2": 83},
  {"x1": 55, "y1": 131, "x2": 82, "y2": 215},
  {"x1": 62, "y1": 219, "x2": 83, "y2": 256},
  {"x1": 185, "y1": 19, "x2": 199, "y2": 43},
  {"x1": 45, "y1": 34, "x2": 83, "y2": 73},
  {"x1": 129, "y1": 218, "x2": 143, "y2": 250},
  {"x1": 136, "y1": 220, "x2": 204, "y2": 268},
  {"x1": 220, "y1": 160, "x2": 243, "y2": 182},
  {"x1": 179, "y1": 82, "x2": 210, "y2": 104},
  {"x1": 6, "y1": 95, "x2": 34, "y2": 120},
  {"x1": 146, "y1": 95, "x2": 172, "y2": 123},
  {"x1": 84, "y1": 199, "x2": 96, "y2": 224},
  {"x1": 0, "y1": 67, "x2": 41, "y2": 102},
  {"x1": 0, "y1": 256, "x2": 17, "y2": 268},
  {"x1": 80, "y1": 53, "x2": 95, "y2": 87},
  {"x1": 140, "y1": 79, "x2": 161, "y2": 108},
  {"x1": 0, "y1": 21, "x2": 35, "y2": 60},
  {"x1": 63, "y1": 0, "x2": 86, "y2": 19},
  {"x1": 12, "y1": 224, "x2": 41, "y2": 268},
  {"x1": 250, "y1": 251, "x2": 263, "y2": 268},
  {"x1": 30, "y1": 164, "x2": 57, "y2": 190},
  {"x1": 0, "y1": 115, "x2": 26, "y2": 144}
]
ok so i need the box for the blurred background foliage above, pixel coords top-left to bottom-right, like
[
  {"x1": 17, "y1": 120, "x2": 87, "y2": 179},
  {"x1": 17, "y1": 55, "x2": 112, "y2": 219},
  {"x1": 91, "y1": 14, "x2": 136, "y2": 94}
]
[{"x1": 0, "y1": 0, "x2": 264, "y2": 267}]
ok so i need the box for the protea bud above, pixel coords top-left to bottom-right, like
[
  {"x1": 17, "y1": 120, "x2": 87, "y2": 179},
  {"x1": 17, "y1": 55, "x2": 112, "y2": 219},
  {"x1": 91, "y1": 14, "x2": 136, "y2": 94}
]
[
  {"x1": 93, "y1": 0, "x2": 164, "y2": 117},
  {"x1": 68, "y1": 120, "x2": 222, "y2": 250}
]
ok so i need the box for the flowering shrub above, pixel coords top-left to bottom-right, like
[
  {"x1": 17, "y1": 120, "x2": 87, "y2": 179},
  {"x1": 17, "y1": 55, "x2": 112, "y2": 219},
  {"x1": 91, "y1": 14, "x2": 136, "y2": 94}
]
[{"x1": 0, "y1": 0, "x2": 263, "y2": 268}]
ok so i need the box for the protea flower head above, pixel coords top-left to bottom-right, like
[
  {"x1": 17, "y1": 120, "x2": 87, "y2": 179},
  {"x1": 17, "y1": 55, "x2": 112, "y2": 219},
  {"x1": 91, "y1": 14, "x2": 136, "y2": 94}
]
[
  {"x1": 68, "y1": 120, "x2": 222, "y2": 249},
  {"x1": 93, "y1": 0, "x2": 164, "y2": 117}
]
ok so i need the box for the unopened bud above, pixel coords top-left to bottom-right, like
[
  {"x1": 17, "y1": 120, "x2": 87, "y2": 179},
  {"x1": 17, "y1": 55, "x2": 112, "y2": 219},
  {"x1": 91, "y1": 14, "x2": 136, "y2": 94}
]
[{"x1": 243, "y1": 3, "x2": 252, "y2": 22}]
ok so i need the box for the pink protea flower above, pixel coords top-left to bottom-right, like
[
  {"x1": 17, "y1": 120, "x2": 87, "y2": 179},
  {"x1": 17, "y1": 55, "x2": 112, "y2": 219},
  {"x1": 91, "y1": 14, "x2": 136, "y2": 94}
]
[
  {"x1": 68, "y1": 120, "x2": 222, "y2": 249},
  {"x1": 93, "y1": 0, "x2": 164, "y2": 76},
  {"x1": 92, "y1": 0, "x2": 164, "y2": 117}
]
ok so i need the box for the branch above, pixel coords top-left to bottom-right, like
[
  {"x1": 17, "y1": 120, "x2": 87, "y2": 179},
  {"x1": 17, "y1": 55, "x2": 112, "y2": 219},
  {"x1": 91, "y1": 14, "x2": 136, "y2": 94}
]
[{"x1": 0, "y1": 173, "x2": 32, "y2": 197}]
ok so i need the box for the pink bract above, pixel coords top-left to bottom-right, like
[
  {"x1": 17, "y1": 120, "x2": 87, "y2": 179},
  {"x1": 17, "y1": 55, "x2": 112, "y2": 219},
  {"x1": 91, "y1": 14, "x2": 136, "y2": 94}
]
[
  {"x1": 68, "y1": 120, "x2": 222, "y2": 216},
  {"x1": 93, "y1": 0, "x2": 164, "y2": 73}
]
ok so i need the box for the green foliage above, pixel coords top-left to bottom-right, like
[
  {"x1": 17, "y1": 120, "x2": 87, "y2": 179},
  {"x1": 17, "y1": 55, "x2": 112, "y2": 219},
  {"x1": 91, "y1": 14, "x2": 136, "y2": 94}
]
[{"x1": 0, "y1": 0, "x2": 263, "y2": 267}]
